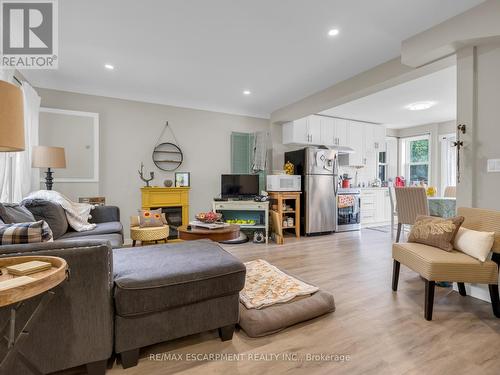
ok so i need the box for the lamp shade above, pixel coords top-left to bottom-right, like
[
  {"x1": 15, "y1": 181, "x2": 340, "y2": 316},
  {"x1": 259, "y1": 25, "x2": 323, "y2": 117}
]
[
  {"x1": 32, "y1": 146, "x2": 66, "y2": 169},
  {"x1": 0, "y1": 80, "x2": 25, "y2": 151}
]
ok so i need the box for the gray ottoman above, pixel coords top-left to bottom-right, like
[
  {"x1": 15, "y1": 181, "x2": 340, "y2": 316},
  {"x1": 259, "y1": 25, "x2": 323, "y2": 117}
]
[{"x1": 113, "y1": 240, "x2": 246, "y2": 368}]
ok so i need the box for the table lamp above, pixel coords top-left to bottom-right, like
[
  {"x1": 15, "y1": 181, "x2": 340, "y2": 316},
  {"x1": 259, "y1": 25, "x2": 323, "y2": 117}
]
[
  {"x1": 32, "y1": 146, "x2": 66, "y2": 190},
  {"x1": 0, "y1": 80, "x2": 25, "y2": 152}
]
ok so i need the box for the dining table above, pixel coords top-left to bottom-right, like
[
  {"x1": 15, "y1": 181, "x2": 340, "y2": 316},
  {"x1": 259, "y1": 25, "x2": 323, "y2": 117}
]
[
  {"x1": 428, "y1": 196, "x2": 457, "y2": 218},
  {"x1": 427, "y1": 196, "x2": 457, "y2": 288}
]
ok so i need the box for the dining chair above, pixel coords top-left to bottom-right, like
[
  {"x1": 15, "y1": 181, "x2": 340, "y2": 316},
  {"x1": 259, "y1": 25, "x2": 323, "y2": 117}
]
[
  {"x1": 394, "y1": 187, "x2": 429, "y2": 242},
  {"x1": 388, "y1": 187, "x2": 398, "y2": 239},
  {"x1": 444, "y1": 186, "x2": 457, "y2": 198}
]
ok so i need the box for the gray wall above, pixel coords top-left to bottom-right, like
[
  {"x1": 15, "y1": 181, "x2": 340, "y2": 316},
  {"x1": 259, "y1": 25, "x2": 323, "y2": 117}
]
[
  {"x1": 472, "y1": 43, "x2": 500, "y2": 210},
  {"x1": 457, "y1": 42, "x2": 500, "y2": 211},
  {"x1": 37, "y1": 88, "x2": 269, "y2": 238}
]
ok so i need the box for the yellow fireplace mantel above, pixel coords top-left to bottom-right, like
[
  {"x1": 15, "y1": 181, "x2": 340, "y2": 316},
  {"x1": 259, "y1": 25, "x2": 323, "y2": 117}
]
[{"x1": 141, "y1": 187, "x2": 190, "y2": 227}]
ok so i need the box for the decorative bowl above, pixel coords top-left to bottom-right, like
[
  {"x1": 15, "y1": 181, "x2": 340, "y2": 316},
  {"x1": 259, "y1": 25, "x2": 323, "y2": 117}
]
[{"x1": 195, "y1": 211, "x2": 223, "y2": 223}]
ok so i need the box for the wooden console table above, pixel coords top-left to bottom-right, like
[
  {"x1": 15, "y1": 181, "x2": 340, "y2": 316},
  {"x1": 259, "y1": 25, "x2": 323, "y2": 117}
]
[
  {"x1": 268, "y1": 191, "x2": 301, "y2": 245},
  {"x1": 213, "y1": 200, "x2": 269, "y2": 244},
  {"x1": 0, "y1": 256, "x2": 68, "y2": 374}
]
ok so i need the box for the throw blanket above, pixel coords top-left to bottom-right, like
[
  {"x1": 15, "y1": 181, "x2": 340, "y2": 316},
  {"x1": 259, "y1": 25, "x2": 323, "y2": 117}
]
[
  {"x1": 24, "y1": 190, "x2": 96, "y2": 232},
  {"x1": 240, "y1": 259, "x2": 319, "y2": 309}
]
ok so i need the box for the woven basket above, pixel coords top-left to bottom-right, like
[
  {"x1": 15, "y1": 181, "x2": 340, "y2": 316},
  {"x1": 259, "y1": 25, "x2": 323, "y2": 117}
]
[{"x1": 130, "y1": 225, "x2": 169, "y2": 242}]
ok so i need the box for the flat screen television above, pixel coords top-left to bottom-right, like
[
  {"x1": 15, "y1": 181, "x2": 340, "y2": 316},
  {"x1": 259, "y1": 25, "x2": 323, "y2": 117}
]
[{"x1": 221, "y1": 174, "x2": 259, "y2": 199}]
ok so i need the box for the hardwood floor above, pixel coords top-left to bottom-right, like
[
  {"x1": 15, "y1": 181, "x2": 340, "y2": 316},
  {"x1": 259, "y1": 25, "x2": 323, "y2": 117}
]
[{"x1": 103, "y1": 229, "x2": 500, "y2": 374}]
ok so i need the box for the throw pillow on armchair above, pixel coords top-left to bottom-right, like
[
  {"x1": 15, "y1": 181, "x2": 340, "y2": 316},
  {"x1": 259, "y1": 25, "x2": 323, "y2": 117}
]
[
  {"x1": 139, "y1": 209, "x2": 164, "y2": 227},
  {"x1": 408, "y1": 215, "x2": 464, "y2": 251}
]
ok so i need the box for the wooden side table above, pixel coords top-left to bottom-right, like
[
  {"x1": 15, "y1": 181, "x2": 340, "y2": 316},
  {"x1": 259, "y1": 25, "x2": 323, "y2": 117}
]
[
  {"x1": 177, "y1": 225, "x2": 240, "y2": 242},
  {"x1": 268, "y1": 191, "x2": 301, "y2": 244},
  {"x1": 0, "y1": 256, "x2": 68, "y2": 374}
]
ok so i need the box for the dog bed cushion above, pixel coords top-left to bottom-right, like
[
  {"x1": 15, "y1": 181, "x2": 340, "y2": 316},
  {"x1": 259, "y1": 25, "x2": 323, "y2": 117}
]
[{"x1": 239, "y1": 290, "x2": 335, "y2": 337}]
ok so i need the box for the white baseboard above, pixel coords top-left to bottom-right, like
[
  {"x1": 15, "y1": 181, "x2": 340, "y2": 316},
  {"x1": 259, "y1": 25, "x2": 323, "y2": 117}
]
[{"x1": 452, "y1": 283, "x2": 491, "y2": 302}]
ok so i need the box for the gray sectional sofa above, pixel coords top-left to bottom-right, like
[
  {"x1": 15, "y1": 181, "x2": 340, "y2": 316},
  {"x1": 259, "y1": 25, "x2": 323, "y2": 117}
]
[{"x1": 0, "y1": 201, "x2": 246, "y2": 374}]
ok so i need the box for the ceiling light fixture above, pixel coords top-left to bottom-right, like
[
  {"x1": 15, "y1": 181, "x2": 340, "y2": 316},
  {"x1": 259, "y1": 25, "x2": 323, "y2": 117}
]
[
  {"x1": 243, "y1": 90, "x2": 251, "y2": 95},
  {"x1": 405, "y1": 101, "x2": 436, "y2": 111},
  {"x1": 104, "y1": 64, "x2": 115, "y2": 70},
  {"x1": 328, "y1": 29, "x2": 339, "y2": 37}
]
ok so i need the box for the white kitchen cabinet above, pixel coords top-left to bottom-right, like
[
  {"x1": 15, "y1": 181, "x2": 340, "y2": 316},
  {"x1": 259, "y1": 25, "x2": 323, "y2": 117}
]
[
  {"x1": 320, "y1": 116, "x2": 334, "y2": 146},
  {"x1": 308, "y1": 115, "x2": 322, "y2": 144},
  {"x1": 347, "y1": 121, "x2": 366, "y2": 166},
  {"x1": 373, "y1": 125, "x2": 386, "y2": 152},
  {"x1": 319, "y1": 116, "x2": 348, "y2": 146},
  {"x1": 360, "y1": 188, "x2": 391, "y2": 227},
  {"x1": 333, "y1": 118, "x2": 347, "y2": 146},
  {"x1": 282, "y1": 116, "x2": 321, "y2": 145}
]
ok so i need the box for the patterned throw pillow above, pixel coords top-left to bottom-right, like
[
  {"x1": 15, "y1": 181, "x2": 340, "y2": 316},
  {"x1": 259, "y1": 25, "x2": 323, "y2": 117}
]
[
  {"x1": 408, "y1": 215, "x2": 464, "y2": 251},
  {"x1": 138, "y1": 209, "x2": 164, "y2": 228},
  {"x1": 0, "y1": 220, "x2": 53, "y2": 245}
]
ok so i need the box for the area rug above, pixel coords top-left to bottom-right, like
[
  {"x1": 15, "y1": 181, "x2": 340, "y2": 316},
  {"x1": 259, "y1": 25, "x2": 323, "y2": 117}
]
[{"x1": 240, "y1": 259, "x2": 319, "y2": 309}]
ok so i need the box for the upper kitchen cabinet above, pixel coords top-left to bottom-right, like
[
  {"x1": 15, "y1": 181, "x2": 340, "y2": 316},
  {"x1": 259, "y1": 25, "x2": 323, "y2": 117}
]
[
  {"x1": 333, "y1": 118, "x2": 347, "y2": 146},
  {"x1": 372, "y1": 125, "x2": 386, "y2": 152},
  {"x1": 346, "y1": 121, "x2": 366, "y2": 166},
  {"x1": 282, "y1": 116, "x2": 321, "y2": 145},
  {"x1": 319, "y1": 116, "x2": 348, "y2": 146},
  {"x1": 319, "y1": 116, "x2": 334, "y2": 146},
  {"x1": 362, "y1": 123, "x2": 386, "y2": 154},
  {"x1": 283, "y1": 116, "x2": 385, "y2": 155},
  {"x1": 283, "y1": 115, "x2": 347, "y2": 146}
]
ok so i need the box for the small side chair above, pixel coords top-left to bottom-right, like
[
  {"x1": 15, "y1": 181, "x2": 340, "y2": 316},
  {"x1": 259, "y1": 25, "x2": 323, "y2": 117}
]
[{"x1": 392, "y1": 207, "x2": 500, "y2": 321}]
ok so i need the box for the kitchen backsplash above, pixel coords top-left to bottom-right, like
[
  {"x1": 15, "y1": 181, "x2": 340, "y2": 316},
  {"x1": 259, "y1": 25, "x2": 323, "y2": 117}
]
[{"x1": 338, "y1": 151, "x2": 378, "y2": 187}]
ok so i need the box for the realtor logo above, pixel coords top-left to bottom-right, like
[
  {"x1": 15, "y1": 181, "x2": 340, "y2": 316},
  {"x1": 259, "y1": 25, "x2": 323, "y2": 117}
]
[{"x1": 1, "y1": 0, "x2": 58, "y2": 69}]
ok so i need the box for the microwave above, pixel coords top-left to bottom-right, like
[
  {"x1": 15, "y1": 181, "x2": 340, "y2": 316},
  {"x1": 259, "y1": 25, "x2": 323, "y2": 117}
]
[{"x1": 266, "y1": 175, "x2": 301, "y2": 192}]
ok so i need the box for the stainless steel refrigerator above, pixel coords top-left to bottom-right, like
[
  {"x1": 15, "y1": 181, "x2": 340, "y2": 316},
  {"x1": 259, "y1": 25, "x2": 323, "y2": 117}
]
[{"x1": 285, "y1": 147, "x2": 338, "y2": 235}]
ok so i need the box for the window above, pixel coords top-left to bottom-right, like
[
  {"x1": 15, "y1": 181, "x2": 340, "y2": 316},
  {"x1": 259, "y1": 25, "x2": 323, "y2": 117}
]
[
  {"x1": 440, "y1": 134, "x2": 457, "y2": 193},
  {"x1": 401, "y1": 135, "x2": 430, "y2": 185},
  {"x1": 378, "y1": 151, "x2": 387, "y2": 182}
]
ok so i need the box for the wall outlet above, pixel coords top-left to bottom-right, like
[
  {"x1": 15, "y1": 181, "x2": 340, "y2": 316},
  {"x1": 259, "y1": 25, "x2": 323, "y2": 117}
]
[{"x1": 487, "y1": 159, "x2": 500, "y2": 172}]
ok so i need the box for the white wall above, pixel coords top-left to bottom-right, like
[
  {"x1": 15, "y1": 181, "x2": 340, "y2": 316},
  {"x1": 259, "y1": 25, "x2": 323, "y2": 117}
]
[{"x1": 37, "y1": 88, "x2": 269, "y2": 237}]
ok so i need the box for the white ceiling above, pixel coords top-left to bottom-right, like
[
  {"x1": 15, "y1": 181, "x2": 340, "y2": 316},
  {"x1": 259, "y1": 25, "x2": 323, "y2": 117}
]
[
  {"x1": 23, "y1": 0, "x2": 482, "y2": 118},
  {"x1": 319, "y1": 66, "x2": 456, "y2": 128}
]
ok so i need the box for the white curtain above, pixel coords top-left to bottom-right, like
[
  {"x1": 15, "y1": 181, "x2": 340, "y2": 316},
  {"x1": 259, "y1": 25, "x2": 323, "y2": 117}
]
[
  {"x1": 0, "y1": 75, "x2": 40, "y2": 203},
  {"x1": 0, "y1": 69, "x2": 16, "y2": 202}
]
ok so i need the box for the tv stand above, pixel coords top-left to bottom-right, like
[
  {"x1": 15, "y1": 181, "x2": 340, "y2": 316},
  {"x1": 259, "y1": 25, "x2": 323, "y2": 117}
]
[{"x1": 213, "y1": 200, "x2": 269, "y2": 244}]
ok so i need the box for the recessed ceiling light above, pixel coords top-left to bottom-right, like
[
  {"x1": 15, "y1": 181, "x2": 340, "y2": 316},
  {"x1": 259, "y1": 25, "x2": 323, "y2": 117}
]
[
  {"x1": 328, "y1": 29, "x2": 340, "y2": 37},
  {"x1": 405, "y1": 101, "x2": 436, "y2": 111},
  {"x1": 243, "y1": 90, "x2": 251, "y2": 95},
  {"x1": 104, "y1": 64, "x2": 115, "y2": 70}
]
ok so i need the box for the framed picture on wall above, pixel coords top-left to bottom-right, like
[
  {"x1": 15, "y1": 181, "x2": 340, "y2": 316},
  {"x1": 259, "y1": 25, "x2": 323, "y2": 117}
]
[{"x1": 175, "y1": 172, "x2": 190, "y2": 187}]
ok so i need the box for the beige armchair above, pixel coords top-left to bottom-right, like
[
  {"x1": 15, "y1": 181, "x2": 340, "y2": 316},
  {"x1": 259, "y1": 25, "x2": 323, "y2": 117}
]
[{"x1": 392, "y1": 207, "x2": 500, "y2": 320}]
